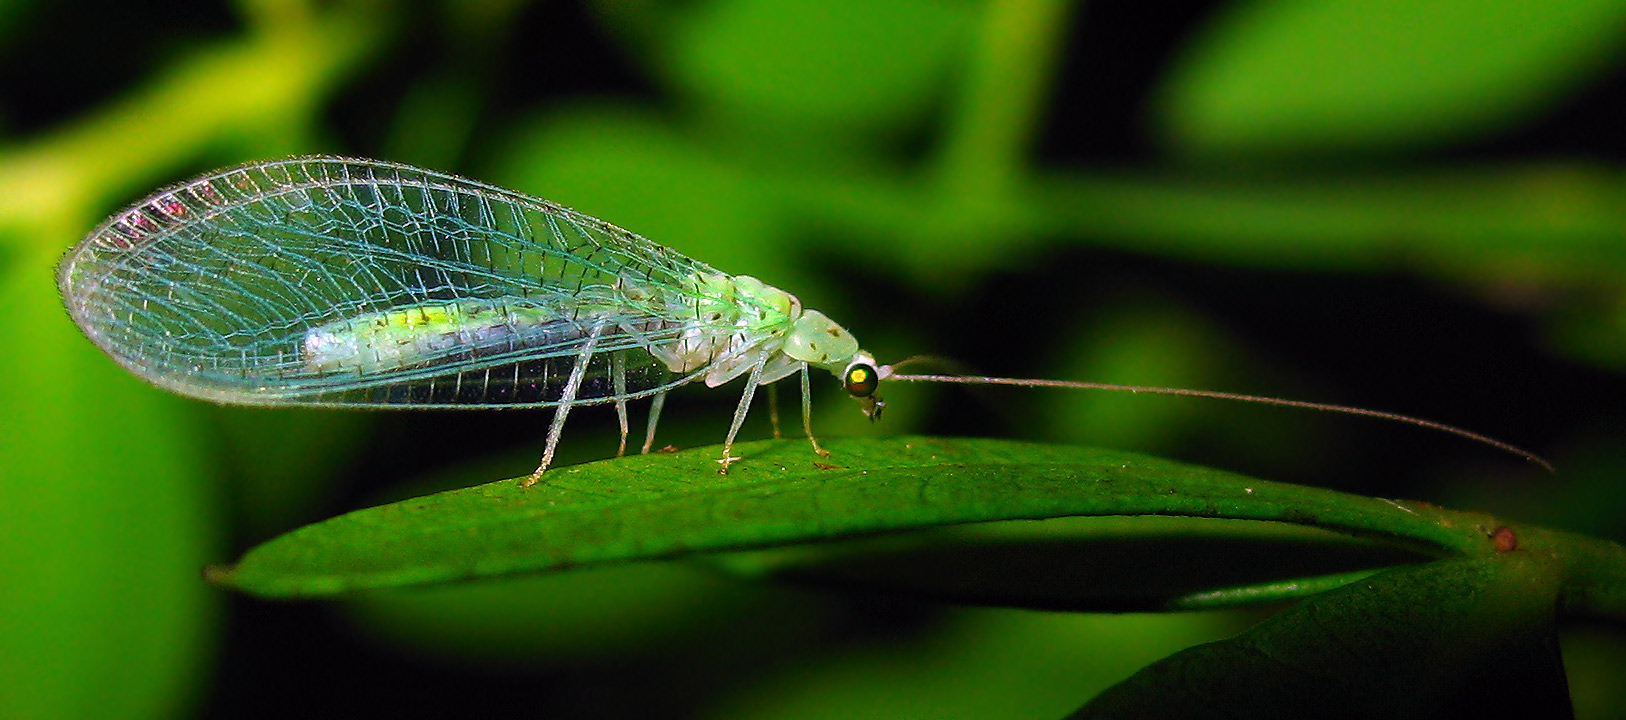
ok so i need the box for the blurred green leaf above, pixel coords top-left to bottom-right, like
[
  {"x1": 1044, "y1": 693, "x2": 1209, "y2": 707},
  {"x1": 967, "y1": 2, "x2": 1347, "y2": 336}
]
[
  {"x1": 348, "y1": 562, "x2": 779, "y2": 666},
  {"x1": 1028, "y1": 166, "x2": 1626, "y2": 369},
  {"x1": 491, "y1": 108, "x2": 789, "y2": 278},
  {"x1": 0, "y1": 0, "x2": 388, "y2": 254},
  {"x1": 0, "y1": 7, "x2": 391, "y2": 714},
  {"x1": 1158, "y1": 0, "x2": 1626, "y2": 159},
  {"x1": 1563, "y1": 624, "x2": 1626, "y2": 720},
  {"x1": 665, "y1": 0, "x2": 971, "y2": 134},
  {"x1": 0, "y1": 243, "x2": 218, "y2": 719},
  {"x1": 1072, "y1": 556, "x2": 1570, "y2": 719},
  {"x1": 1034, "y1": 166, "x2": 1626, "y2": 268},
  {"x1": 1038, "y1": 300, "x2": 1259, "y2": 453},
  {"x1": 0, "y1": 0, "x2": 39, "y2": 49},
  {"x1": 213, "y1": 436, "x2": 1514, "y2": 599},
  {"x1": 711, "y1": 609, "x2": 1239, "y2": 720},
  {"x1": 216, "y1": 407, "x2": 370, "y2": 538}
]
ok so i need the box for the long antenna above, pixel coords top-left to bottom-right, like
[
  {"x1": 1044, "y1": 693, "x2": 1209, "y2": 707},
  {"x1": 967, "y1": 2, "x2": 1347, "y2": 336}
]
[{"x1": 884, "y1": 371, "x2": 1553, "y2": 472}]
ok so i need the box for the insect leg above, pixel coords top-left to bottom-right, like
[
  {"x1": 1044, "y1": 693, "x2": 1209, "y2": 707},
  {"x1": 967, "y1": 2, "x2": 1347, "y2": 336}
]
[
  {"x1": 611, "y1": 351, "x2": 629, "y2": 457},
  {"x1": 642, "y1": 392, "x2": 667, "y2": 454},
  {"x1": 719, "y1": 358, "x2": 770, "y2": 474},
  {"x1": 521, "y1": 323, "x2": 605, "y2": 487},
  {"x1": 767, "y1": 383, "x2": 782, "y2": 439},
  {"x1": 800, "y1": 362, "x2": 828, "y2": 457}
]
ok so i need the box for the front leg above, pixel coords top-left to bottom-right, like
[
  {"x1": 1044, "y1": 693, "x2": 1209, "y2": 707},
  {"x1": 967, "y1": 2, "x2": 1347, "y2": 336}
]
[
  {"x1": 719, "y1": 358, "x2": 769, "y2": 474},
  {"x1": 800, "y1": 362, "x2": 828, "y2": 457}
]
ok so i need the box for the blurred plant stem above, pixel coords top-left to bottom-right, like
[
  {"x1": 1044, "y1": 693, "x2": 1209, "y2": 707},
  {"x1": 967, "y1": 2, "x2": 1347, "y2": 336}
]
[
  {"x1": 0, "y1": 0, "x2": 385, "y2": 250},
  {"x1": 935, "y1": 0, "x2": 1074, "y2": 207}
]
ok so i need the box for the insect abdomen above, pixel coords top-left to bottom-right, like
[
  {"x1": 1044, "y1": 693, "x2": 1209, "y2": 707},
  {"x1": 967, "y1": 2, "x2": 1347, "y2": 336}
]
[{"x1": 302, "y1": 300, "x2": 578, "y2": 375}]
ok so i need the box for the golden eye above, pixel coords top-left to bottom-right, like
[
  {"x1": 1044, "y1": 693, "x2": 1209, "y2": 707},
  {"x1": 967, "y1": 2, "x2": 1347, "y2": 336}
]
[{"x1": 844, "y1": 363, "x2": 878, "y2": 397}]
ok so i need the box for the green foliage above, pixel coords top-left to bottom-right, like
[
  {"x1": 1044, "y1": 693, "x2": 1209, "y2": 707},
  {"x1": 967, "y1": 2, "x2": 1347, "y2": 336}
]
[
  {"x1": 211, "y1": 437, "x2": 1625, "y2": 717},
  {"x1": 1158, "y1": 0, "x2": 1626, "y2": 159},
  {"x1": 211, "y1": 437, "x2": 1479, "y2": 599},
  {"x1": 5, "y1": 0, "x2": 1626, "y2": 717},
  {"x1": 1077, "y1": 557, "x2": 1575, "y2": 718}
]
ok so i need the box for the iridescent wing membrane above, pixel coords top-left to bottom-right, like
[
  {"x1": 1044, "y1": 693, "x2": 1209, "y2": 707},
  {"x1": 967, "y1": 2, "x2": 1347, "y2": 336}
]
[{"x1": 58, "y1": 157, "x2": 731, "y2": 408}]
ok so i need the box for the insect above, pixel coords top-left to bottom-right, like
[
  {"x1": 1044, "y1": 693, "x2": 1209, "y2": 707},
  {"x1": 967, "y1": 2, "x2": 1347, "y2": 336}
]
[{"x1": 57, "y1": 157, "x2": 1548, "y2": 487}]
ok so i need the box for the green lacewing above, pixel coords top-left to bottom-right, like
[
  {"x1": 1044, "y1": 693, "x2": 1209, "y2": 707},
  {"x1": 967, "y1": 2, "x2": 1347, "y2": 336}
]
[{"x1": 57, "y1": 157, "x2": 1547, "y2": 485}]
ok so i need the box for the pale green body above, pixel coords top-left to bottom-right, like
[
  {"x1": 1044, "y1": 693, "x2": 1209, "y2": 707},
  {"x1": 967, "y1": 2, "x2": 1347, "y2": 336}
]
[{"x1": 298, "y1": 271, "x2": 872, "y2": 395}]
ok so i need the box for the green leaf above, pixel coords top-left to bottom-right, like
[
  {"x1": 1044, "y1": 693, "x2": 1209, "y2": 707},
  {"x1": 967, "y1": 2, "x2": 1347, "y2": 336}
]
[
  {"x1": 346, "y1": 563, "x2": 787, "y2": 666},
  {"x1": 709, "y1": 514, "x2": 1419, "y2": 612},
  {"x1": 709, "y1": 609, "x2": 1238, "y2": 720},
  {"x1": 1157, "y1": 0, "x2": 1626, "y2": 159},
  {"x1": 664, "y1": 0, "x2": 970, "y2": 132},
  {"x1": 1069, "y1": 555, "x2": 1572, "y2": 719},
  {"x1": 210, "y1": 436, "x2": 1507, "y2": 599},
  {"x1": 0, "y1": 242, "x2": 218, "y2": 719},
  {"x1": 489, "y1": 108, "x2": 786, "y2": 278}
]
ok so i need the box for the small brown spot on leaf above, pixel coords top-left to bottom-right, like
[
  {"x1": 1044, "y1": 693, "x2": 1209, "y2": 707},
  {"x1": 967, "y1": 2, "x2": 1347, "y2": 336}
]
[{"x1": 1491, "y1": 526, "x2": 1518, "y2": 552}]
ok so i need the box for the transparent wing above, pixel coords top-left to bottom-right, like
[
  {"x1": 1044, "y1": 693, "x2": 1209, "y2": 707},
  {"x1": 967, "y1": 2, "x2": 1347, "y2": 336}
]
[{"x1": 58, "y1": 156, "x2": 736, "y2": 408}]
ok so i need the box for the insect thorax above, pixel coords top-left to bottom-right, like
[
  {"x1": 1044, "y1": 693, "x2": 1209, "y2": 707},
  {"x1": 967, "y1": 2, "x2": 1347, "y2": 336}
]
[
  {"x1": 653, "y1": 272, "x2": 863, "y2": 388},
  {"x1": 643, "y1": 273, "x2": 794, "y2": 382}
]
